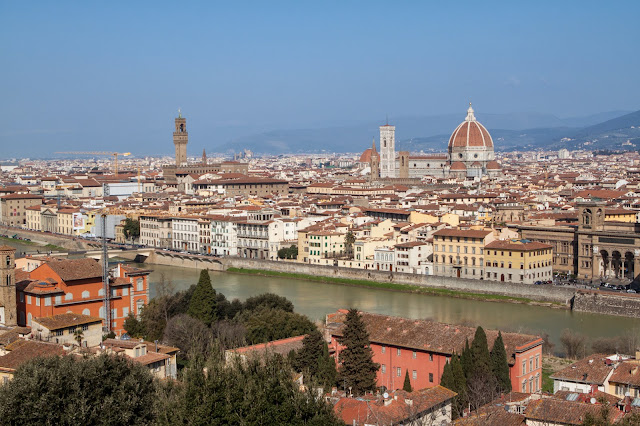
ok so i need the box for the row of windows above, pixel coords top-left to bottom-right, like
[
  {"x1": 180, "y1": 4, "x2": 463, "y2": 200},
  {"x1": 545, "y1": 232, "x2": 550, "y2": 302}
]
[
  {"x1": 53, "y1": 323, "x2": 89, "y2": 336},
  {"x1": 380, "y1": 365, "x2": 434, "y2": 383},
  {"x1": 434, "y1": 245, "x2": 480, "y2": 254},
  {"x1": 380, "y1": 346, "x2": 435, "y2": 361},
  {"x1": 522, "y1": 355, "x2": 540, "y2": 374},
  {"x1": 434, "y1": 236, "x2": 481, "y2": 243},
  {"x1": 435, "y1": 255, "x2": 481, "y2": 266},
  {"x1": 486, "y1": 261, "x2": 551, "y2": 269}
]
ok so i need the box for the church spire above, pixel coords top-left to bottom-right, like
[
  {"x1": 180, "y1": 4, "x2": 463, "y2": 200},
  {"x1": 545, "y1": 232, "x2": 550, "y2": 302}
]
[{"x1": 371, "y1": 137, "x2": 377, "y2": 153}]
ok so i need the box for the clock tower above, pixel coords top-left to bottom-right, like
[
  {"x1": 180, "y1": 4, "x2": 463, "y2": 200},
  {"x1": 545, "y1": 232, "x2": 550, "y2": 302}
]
[
  {"x1": 173, "y1": 110, "x2": 188, "y2": 166},
  {"x1": 0, "y1": 245, "x2": 17, "y2": 327}
]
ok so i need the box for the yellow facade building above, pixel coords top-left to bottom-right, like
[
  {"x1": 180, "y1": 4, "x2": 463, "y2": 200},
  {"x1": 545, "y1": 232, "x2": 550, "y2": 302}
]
[
  {"x1": 484, "y1": 239, "x2": 553, "y2": 284},
  {"x1": 433, "y1": 228, "x2": 495, "y2": 279}
]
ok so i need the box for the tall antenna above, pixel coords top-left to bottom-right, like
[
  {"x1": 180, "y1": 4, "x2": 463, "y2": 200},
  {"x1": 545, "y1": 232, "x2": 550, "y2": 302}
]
[{"x1": 101, "y1": 213, "x2": 111, "y2": 333}]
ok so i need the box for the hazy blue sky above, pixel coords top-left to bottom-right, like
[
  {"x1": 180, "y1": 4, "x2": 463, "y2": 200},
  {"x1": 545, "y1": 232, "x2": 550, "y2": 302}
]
[{"x1": 1, "y1": 1, "x2": 638, "y2": 156}]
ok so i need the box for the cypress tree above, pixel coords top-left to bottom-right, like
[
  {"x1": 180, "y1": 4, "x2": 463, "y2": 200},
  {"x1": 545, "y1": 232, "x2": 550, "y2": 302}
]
[
  {"x1": 316, "y1": 342, "x2": 337, "y2": 390},
  {"x1": 470, "y1": 326, "x2": 493, "y2": 381},
  {"x1": 460, "y1": 338, "x2": 472, "y2": 379},
  {"x1": 187, "y1": 269, "x2": 217, "y2": 326},
  {"x1": 439, "y1": 359, "x2": 454, "y2": 391},
  {"x1": 490, "y1": 331, "x2": 512, "y2": 394},
  {"x1": 295, "y1": 329, "x2": 324, "y2": 377},
  {"x1": 337, "y1": 309, "x2": 379, "y2": 396},
  {"x1": 451, "y1": 354, "x2": 468, "y2": 419},
  {"x1": 468, "y1": 326, "x2": 497, "y2": 409},
  {"x1": 403, "y1": 369, "x2": 412, "y2": 392}
]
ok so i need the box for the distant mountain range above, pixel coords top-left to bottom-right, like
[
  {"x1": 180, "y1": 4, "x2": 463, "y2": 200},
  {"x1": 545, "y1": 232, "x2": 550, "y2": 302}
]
[{"x1": 216, "y1": 109, "x2": 640, "y2": 154}]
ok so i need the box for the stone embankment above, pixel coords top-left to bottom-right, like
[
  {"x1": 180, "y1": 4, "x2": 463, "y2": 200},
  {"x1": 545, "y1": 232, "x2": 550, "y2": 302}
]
[
  {"x1": 0, "y1": 225, "x2": 91, "y2": 252},
  {"x1": 220, "y1": 257, "x2": 576, "y2": 305},
  {"x1": 573, "y1": 290, "x2": 640, "y2": 318}
]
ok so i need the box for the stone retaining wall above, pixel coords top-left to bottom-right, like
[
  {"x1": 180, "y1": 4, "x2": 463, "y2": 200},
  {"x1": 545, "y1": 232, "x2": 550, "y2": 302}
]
[
  {"x1": 221, "y1": 257, "x2": 576, "y2": 305},
  {"x1": 573, "y1": 290, "x2": 640, "y2": 318},
  {"x1": 146, "y1": 251, "x2": 225, "y2": 271},
  {"x1": 0, "y1": 225, "x2": 91, "y2": 251}
]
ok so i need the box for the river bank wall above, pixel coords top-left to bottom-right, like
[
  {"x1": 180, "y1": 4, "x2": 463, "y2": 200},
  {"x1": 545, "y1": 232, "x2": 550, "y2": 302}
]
[
  {"x1": 219, "y1": 257, "x2": 576, "y2": 305},
  {"x1": 0, "y1": 225, "x2": 91, "y2": 252},
  {"x1": 573, "y1": 290, "x2": 640, "y2": 318}
]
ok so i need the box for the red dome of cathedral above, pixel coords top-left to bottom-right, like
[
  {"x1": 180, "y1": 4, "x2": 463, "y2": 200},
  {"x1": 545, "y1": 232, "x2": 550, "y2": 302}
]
[
  {"x1": 450, "y1": 161, "x2": 467, "y2": 170},
  {"x1": 359, "y1": 148, "x2": 373, "y2": 163},
  {"x1": 486, "y1": 160, "x2": 501, "y2": 170},
  {"x1": 448, "y1": 104, "x2": 494, "y2": 149}
]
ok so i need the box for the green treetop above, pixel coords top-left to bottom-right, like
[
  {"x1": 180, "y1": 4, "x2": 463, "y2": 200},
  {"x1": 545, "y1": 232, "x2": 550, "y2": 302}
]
[{"x1": 187, "y1": 269, "x2": 217, "y2": 326}]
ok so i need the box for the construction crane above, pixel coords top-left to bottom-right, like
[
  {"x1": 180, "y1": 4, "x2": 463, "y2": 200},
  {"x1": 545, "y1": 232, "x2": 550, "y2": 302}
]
[{"x1": 55, "y1": 151, "x2": 131, "y2": 176}]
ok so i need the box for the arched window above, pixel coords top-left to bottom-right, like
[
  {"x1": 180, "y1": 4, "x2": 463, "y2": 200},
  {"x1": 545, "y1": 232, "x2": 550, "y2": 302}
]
[
  {"x1": 82, "y1": 291, "x2": 90, "y2": 299},
  {"x1": 82, "y1": 308, "x2": 90, "y2": 316},
  {"x1": 5, "y1": 256, "x2": 10, "y2": 267},
  {"x1": 65, "y1": 293, "x2": 73, "y2": 301},
  {"x1": 98, "y1": 288, "x2": 104, "y2": 296},
  {"x1": 27, "y1": 312, "x2": 32, "y2": 326},
  {"x1": 99, "y1": 306, "x2": 105, "y2": 319}
]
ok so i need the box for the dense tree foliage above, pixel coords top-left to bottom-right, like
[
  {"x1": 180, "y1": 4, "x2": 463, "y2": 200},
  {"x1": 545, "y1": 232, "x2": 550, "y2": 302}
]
[
  {"x1": 1, "y1": 353, "x2": 342, "y2": 425},
  {"x1": 239, "y1": 307, "x2": 316, "y2": 345},
  {"x1": 490, "y1": 331, "x2": 512, "y2": 394},
  {"x1": 337, "y1": 308, "x2": 379, "y2": 396},
  {"x1": 293, "y1": 329, "x2": 337, "y2": 390},
  {"x1": 188, "y1": 270, "x2": 217, "y2": 326},
  {"x1": 243, "y1": 293, "x2": 294, "y2": 313},
  {"x1": 123, "y1": 218, "x2": 140, "y2": 240},
  {"x1": 344, "y1": 231, "x2": 356, "y2": 258},
  {"x1": 277, "y1": 245, "x2": 298, "y2": 259},
  {"x1": 0, "y1": 354, "x2": 156, "y2": 425},
  {"x1": 156, "y1": 355, "x2": 342, "y2": 425}
]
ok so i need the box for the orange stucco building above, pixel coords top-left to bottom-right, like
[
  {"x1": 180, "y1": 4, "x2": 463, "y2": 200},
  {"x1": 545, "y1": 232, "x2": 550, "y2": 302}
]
[
  {"x1": 16, "y1": 258, "x2": 150, "y2": 334},
  {"x1": 326, "y1": 310, "x2": 543, "y2": 393}
]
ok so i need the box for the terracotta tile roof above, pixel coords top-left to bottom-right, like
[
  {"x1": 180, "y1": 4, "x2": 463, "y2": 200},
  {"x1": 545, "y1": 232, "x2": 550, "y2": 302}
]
[
  {"x1": 454, "y1": 407, "x2": 525, "y2": 425},
  {"x1": 524, "y1": 398, "x2": 623, "y2": 425},
  {"x1": 550, "y1": 354, "x2": 618, "y2": 385},
  {"x1": 433, "y1": 228, "x2": 493, "y2": 239},
  {"x1": 42, "y1": 258, "x2": 102, "y2": 282},
  {"x1": 134, "y1": 351, "x2": 171, "y2": 366},
  {"x1": 227, "y1": 335, "x2": 306, "y2": 358},
  {"x1": 102, "y1": 338, "x2": 145, "y2": 350},
  {"x1": 334, "y1": 386, "x2": 456, "y2": 425},
  {"x1": 327, "y1": 311, "x2": 541, "y2": 364},
  {"x1": 609, "y1": 361, "x2": 640, "y2": 387},
  {"x1": 485, "y1": 240, "x2": 552, "y2": 251},
  {"x1": 0, "y1": 341, "x2": 65, "y2": 371},
  {"x1": 32, "y1": 313, "x2": 102, "y2": 330}
]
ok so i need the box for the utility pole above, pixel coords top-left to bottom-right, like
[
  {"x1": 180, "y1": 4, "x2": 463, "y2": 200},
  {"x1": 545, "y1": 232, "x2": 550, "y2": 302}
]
[{"x1": 101, "y1": 213, "x2": 111, "y2": 333}]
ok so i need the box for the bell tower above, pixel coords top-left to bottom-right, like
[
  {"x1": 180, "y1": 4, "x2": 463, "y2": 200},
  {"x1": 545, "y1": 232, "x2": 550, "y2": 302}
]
[
  {"x1": 0, "y1": 245, "x2": 17, "y2": 327},
  {"x1": 369, "y1": 137, "x2": 380, "y2": 183},
  {"x1": 173, "y1": 109, "x2": 188, "y2": 166},
  {"x1": 379, "y1": 123, "x2": 396, "y2": 178}
]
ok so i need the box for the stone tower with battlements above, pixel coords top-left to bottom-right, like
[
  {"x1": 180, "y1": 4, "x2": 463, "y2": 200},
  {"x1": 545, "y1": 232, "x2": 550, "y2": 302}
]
[
  {"x1": 173, "y1": 111, "x2": 188, "y2": 166},
  {"x1": 0, "y1": 245, "x2": 17, "y2": 327}
]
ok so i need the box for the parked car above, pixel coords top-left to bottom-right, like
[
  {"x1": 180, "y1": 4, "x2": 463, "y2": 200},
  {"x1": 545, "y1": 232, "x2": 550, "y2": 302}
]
[
  {"x1": 534, "y1": 281, "x2": 543, "y2": 285},
  {"x1": 627, "y1": 289, "x2": 637, "y2": 293}
]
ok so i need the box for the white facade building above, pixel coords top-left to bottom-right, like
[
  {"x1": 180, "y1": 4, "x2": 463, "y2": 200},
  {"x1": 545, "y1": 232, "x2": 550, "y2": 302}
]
[{"x1": 172, "y1": 217, "x2": 200, "y2": 252}]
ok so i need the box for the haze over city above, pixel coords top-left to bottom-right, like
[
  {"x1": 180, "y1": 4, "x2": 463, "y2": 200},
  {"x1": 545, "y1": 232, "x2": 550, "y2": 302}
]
[{"x1": 1, "y1": 1, "x2": 639, "y2": 157}]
